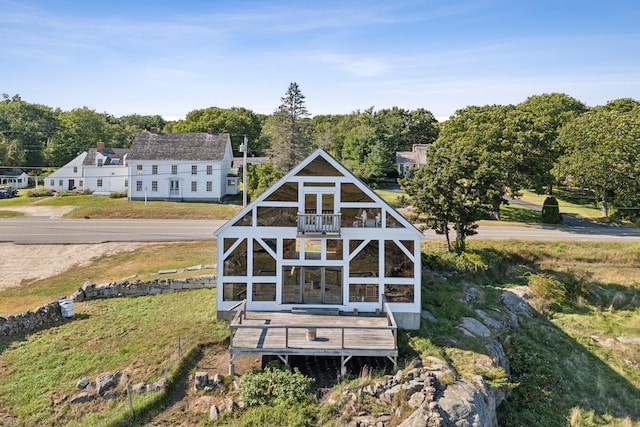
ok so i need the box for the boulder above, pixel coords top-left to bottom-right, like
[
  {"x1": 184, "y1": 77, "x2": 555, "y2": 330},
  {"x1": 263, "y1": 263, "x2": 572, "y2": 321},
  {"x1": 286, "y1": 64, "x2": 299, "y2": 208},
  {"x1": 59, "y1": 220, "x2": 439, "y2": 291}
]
[
  {"x1": 459, "y1": 317, "x2": 491, "y2": 338},
  {"x1": 96, "y1": 372, "x2": 117, "y2": 395},
  {"x1": 76, "y1": 375, "x2": 91, "y2": 391},
  {"x1": 500, "y1": 290, "x2": 533, "y2": 317},
  {"x1": 69, "y1": 392, "x2": 94, "y2": 404},
  {"x1": 437, "y1": 379, "x2": 496, "y2": 427},
  {"x1": 475, "y1": 309, "x2": 503, "y2": 330}
]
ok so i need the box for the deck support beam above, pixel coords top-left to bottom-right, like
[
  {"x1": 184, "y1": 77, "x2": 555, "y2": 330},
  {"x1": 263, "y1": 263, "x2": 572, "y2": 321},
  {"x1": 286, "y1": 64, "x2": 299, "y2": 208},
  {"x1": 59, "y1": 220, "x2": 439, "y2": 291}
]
[
  {"x1": 340, "y1": 355, "x2": 352, "y2": 376},
  {"x1": 277, "y1": 355, "x2": 289, "y2": 366},
  {"x1": 229, "y1": 354, "x2": 237, "y2": 376}
]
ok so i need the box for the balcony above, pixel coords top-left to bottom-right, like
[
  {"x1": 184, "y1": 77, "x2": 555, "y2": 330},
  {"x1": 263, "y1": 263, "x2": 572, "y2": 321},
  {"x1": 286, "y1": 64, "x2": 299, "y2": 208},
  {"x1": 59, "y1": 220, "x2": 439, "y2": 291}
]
[{"x1": 297, "y1": 212, "x2": 341, "y2": 236}]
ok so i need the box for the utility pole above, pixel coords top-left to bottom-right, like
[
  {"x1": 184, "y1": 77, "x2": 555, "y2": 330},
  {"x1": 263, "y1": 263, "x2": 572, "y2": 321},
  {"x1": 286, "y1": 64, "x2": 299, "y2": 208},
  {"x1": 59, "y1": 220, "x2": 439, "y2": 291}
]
[{"x1": 239, "y1": 136, "x2": 248, "y2": 207}]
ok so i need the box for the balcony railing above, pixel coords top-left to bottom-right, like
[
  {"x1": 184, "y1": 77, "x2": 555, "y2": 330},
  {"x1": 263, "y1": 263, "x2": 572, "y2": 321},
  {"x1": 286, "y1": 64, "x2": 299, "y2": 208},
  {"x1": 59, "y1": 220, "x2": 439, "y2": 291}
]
[{"x1": 297, "y1": 212, "x2": 341, "y2": 235}]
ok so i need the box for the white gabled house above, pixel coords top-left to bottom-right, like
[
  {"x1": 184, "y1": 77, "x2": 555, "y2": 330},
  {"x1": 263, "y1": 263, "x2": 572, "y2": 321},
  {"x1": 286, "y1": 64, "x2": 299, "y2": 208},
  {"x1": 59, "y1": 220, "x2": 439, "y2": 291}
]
[
  {"x1": 215, "y1": 149, "x2": 423, "y2": 330},
  {"x1": 0, "y1": 171, "x2": 30, "y2": 189},
  {"x1": 127, "y1": 129, "x2": 236, "y2": 202},
  {"x1": 46, "y1": 142, "x2": 129, "y2": 193}
]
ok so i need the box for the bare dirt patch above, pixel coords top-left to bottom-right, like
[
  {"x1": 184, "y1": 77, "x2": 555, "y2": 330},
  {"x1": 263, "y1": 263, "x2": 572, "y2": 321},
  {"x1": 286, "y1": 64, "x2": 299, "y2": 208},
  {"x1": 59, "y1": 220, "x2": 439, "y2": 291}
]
[{"x1": 0, "y1": 242, "x2": 150, "y2": 291}]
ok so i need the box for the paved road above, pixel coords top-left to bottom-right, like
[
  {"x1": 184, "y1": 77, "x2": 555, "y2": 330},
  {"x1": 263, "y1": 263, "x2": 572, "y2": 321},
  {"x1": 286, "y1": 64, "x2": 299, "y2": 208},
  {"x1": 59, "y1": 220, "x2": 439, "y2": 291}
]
[
  {"x1": 2, "y1": 217, "x2": 640, "y2": 244},
  {"x1": 0, "y1": 217, "x2": 227, "y2": 244}
]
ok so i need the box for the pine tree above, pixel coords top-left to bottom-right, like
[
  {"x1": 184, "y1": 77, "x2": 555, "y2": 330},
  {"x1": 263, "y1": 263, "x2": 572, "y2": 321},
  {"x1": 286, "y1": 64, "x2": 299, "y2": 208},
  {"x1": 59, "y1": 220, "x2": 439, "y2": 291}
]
[{"x1": 265, "y1": 82, "x2": 311, "y2": 172}]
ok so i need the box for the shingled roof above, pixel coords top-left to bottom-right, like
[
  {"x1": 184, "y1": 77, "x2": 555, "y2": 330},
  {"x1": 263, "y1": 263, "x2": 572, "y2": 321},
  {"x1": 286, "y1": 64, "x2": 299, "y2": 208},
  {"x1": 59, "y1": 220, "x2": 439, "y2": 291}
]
[
  {"x1": 83, "y1": 148, "x2": 130, "y2": 166},
  {"x1": 128, "y1": 131, "x2": 230, "y2": 161}
]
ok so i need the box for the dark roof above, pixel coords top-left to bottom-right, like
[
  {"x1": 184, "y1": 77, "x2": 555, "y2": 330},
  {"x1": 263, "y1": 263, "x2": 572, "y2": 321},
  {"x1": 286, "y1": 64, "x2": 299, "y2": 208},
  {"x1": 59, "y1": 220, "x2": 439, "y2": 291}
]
[
  {"x1": 83, "y1": 148, "x2": 130, "y2": 166},
  {"x1": 0, "y1": 171, "x2": 27, "y2": 177},
  {"x1": 128, "y1": 132, "x2": 230, "y2": 161}
]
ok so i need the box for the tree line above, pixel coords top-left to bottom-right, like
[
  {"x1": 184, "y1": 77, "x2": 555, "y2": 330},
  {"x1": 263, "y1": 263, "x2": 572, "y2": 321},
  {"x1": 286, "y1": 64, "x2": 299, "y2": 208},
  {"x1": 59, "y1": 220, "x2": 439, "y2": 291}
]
[{"x1": 3, "y1": 85, "x2": 640, "y2": 251}]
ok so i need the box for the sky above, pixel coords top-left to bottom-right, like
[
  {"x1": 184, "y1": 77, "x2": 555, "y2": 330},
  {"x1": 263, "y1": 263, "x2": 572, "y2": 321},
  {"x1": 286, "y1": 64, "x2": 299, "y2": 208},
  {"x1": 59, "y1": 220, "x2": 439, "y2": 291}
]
[{"x1": 2, "y1": 0, "x2": 639, "y2": 121}]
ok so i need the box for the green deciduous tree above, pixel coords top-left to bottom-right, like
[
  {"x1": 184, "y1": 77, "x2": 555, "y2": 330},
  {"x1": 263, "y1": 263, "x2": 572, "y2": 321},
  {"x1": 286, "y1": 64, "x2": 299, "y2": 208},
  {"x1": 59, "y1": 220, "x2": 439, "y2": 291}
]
[
  {"x1": 44, "y1": 107, "x2": 118, "y2": 166},
  {"x1": 400, "y1": 143, "x2": 504, "y2": 253},
  {"x1": 265, "y1": 82, "x2": 311, "y2": 172},
  {"x1": 172, "y1": 106, "x2": 266, "y2": 155},
  {"x1": 0, "y1": 94, "x2": 57, "y2": 167},
  {"x1": 555, "y1": 103, "x2": 640, "y2": 218}
]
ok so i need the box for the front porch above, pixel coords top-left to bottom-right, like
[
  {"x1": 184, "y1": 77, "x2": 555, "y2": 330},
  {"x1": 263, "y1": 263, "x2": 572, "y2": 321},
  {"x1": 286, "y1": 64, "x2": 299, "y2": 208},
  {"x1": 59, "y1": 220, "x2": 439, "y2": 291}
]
[{"x1": 228, "y1": 301, "x2": 398, "y2": 376}]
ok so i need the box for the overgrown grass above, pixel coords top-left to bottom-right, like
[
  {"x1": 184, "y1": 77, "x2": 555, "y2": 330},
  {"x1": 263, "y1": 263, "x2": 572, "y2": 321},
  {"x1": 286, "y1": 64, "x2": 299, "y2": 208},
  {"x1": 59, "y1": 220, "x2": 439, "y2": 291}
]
[
  {"x1": 0, "y1": 210, "x2": 23, "y2": 218},
  {"x1": 417, "y1": 240, "x2": 640, "y2": 426},
  {"x1": 0, "y1": 241, "x2": 216, "y2": 315},
  {"x1": 0, "y1": 289, "x2": 227, "y2": 427}
]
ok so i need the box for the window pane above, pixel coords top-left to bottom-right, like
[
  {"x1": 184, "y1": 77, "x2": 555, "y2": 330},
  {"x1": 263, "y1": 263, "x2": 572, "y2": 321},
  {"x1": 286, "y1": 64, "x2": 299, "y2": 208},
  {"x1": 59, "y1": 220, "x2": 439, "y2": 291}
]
[
  {"x1": 349, "y1": 284, "x2": 379, "y2": 302},
  {"x1": 223, "y1": 283, "x2": 247, "y2": 301},
  {"x1": 341, "y1": 208, "x2": 381, "y2": 228},
  {"x1": 224, "y1": 239, "x2": 247, "y2": 276},
  {"x1": 384, "y1": 284, "x2": 414, "y2": 303},
  {"x1": 326, "y1": 240, "x2": 343, "y2": 260},
  {"x1": 252, "y1": 283, "x2": 276, "y2": 301},
  {"x1": 283, "y1": 239, "x2": 298, "y2": 259},
  {"x1": 341, "y1": 183, "x2": 373, "y2": 202},
  {"x1": 349, "y1": 240, "x2": 378, "y2": 277},
  {"x1": 253, "y1": 239, "x2": 276, "y2": 276},
  {"x1": 304, "y1": 239, "x2": 322, "y2": 260},
  {"x1": 385, "y1": 241, "x2": 414, "y2": 278},
  {"x1": 282, "y1": 266, "x2": 301, "y2": 303},
  {"x1": 233, "y1": 211, "x2": 252, "y2": 226},
  {"x1": 265, "y1": 182, "x2": 298, "y2": 202},
  {"x1": 386, "y1": 212, "x2": 405, "y2": 228},
  {"x1": 257, "y1": 207, "x2": 297, "y2": 227},
  {"x1": 295, "y1": 156, "x2": 343, "y2": 176}
]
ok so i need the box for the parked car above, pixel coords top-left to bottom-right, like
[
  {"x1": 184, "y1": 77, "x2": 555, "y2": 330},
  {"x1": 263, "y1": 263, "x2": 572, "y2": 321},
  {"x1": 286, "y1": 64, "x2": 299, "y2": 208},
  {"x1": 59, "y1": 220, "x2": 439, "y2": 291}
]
[{"x1": 0, "y1": 187, "x2": 18, "y2": 198}]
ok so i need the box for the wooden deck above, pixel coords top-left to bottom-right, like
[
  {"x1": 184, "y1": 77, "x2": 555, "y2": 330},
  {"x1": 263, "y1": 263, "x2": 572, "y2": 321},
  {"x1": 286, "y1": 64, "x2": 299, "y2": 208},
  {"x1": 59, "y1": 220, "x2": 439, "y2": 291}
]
[{"x1": 228, "y1": 302, "x2": 398, "y2": 375}]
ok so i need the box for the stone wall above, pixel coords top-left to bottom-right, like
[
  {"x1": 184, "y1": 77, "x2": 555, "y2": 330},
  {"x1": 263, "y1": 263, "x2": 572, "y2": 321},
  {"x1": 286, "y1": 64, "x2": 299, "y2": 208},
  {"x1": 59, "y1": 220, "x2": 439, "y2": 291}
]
[
  {"x1": 72, "y1": 276, "x2": 215, "y2": 301},
  {"x1": 0, "y1": 275, "x2": 215, "y2": 337},
  {"x1": 0, "y1": 301, "x2": 63, "y2": 337}
]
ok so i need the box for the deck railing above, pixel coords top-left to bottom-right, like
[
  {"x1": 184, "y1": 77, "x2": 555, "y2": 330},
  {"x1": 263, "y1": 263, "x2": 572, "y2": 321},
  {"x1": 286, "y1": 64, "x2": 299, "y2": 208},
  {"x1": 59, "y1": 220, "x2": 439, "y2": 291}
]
[{"x1": 297, "y1": 212, "x2": 341, "y2": 235}]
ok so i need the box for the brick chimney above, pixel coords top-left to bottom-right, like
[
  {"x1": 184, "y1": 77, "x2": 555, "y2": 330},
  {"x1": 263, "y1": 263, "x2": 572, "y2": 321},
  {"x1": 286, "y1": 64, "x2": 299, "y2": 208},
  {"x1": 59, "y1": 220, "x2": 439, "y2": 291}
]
[
  {"x1": 96, "y1": 141, "x2": 105, "y2": 152},
  {"x1": 150, "y1": 127, "x2": 157, "y2": 134}
]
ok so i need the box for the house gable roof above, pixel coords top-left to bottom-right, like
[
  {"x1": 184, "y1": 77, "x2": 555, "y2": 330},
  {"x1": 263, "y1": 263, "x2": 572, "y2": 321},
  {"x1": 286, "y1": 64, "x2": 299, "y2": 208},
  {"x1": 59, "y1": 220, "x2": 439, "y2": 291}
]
[
  {"x1": 215, "y1": 149, "x2": 423, "y2": 238},
  {"x1": 83, "y1": 148, "x2": 130, "y2": 166},
  {"x1": 128, "y1": 132, "x2": 231, "y2": 161}
]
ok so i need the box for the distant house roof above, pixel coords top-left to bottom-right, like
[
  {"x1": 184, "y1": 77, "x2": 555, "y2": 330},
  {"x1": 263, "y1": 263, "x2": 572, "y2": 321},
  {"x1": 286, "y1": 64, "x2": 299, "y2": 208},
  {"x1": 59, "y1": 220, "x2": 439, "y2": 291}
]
[
  {"x1": 83, "y1": 148, "x2": 130, "y2": 166},
  {"x1": 0, "y1": 171, "x2": 27, "y2": 177},
  {"x1": 129, "y1": 131, "x2": 230, "y2": 161},
  {"x1": 396, "y1": 144, "x2": 430, "y2": 165}
]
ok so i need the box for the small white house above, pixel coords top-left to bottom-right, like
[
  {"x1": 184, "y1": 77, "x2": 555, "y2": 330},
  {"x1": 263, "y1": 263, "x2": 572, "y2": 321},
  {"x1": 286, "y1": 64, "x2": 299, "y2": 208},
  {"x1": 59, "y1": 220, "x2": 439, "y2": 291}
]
[
  {"x1": 215, "y1": 149, "x2": 424, "y2": 329},
  {"x1": 0, "y1": 171, "x2": 30, "y2": 188},
  {"x1": 46, "y1": 142, "x2": 129, "y2": 193},
  {"x1": 127, "y1": 129, "x2": 236, "y2": 202}
]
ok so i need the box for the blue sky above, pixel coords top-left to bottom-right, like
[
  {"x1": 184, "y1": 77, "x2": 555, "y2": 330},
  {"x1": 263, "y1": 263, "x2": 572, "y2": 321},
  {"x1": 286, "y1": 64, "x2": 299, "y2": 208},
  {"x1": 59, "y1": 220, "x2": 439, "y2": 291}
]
[{"x1": 1, "y1": 0, "x2": 639, "y2": 121}]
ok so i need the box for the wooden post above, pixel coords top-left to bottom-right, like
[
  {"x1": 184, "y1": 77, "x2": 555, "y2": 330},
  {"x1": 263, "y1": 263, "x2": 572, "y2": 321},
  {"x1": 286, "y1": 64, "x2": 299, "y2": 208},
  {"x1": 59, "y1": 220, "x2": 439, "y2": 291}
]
[{"x1": 126, "y1": 383, "x2": 133, "y2": 414}]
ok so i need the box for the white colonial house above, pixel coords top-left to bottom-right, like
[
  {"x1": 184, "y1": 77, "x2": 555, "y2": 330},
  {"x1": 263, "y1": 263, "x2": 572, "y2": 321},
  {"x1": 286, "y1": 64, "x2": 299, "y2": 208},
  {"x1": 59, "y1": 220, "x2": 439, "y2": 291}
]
[
  {"x1": 215, "y1": 149, "x2": 423, "y2": 330},
  {"x1": 127, "y1": 129, "x2": 237, "y2": 202},
  {"x1": 46, "y1": 142, "x2": 129, "y2": 193}
]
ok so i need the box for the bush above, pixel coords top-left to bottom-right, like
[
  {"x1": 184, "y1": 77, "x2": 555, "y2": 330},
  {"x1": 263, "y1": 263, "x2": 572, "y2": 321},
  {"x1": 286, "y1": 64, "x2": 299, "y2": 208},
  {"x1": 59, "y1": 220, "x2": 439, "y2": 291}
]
[
  {"x1": 541, "y1": 196, "x2": 561, "y2": 224},
  {"x1": 240, "y1": 402, "x2": 316, "y2": 427},
  {"x1": 27, "y1": 187, "x2": 54, "y2": 197},
  {"x1": 238, "y1": 362, "x2": 314, "y2": 407},
  {"x1": 109, "y1": 191, "x2": 128, "y2": 198}
]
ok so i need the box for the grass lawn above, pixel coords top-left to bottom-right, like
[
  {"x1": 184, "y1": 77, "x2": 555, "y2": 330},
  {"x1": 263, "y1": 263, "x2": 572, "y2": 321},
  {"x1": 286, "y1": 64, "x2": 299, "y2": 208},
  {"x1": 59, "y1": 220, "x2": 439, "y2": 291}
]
[
  {"x1": 519, "y1": 188, "x2": 606, "y2": 220},
  {"x1": 0, "y1": 241, "x2": 216, "y2": 316},
  {"x1": 0, "y1": 289, "x2": 227, "y2": 427}
]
